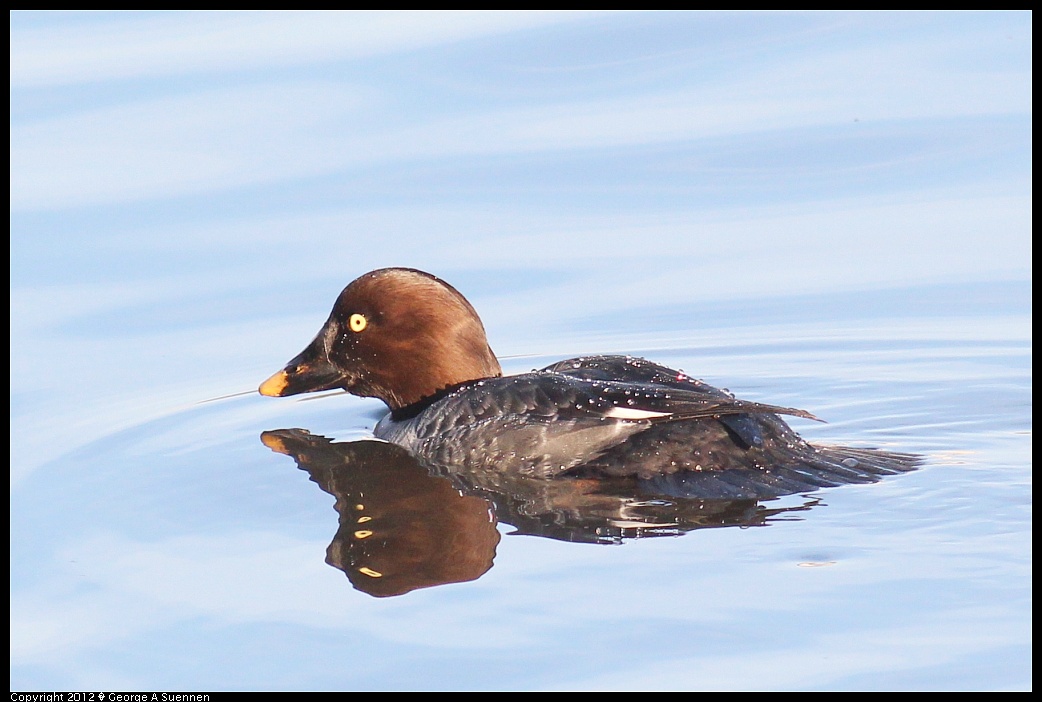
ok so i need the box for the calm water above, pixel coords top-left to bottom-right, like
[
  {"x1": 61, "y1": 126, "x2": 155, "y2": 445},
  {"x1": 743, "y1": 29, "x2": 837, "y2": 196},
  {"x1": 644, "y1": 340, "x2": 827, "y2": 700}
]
[{"x1": 10, "y1": 11, "x2": 1031, "y2": 691}]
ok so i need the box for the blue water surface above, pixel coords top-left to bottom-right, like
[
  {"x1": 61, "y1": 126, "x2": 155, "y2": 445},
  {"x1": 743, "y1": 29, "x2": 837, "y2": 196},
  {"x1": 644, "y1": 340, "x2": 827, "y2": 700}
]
[{"x1": 10, "y1": 11, "x2": 1031, "y2": 691}]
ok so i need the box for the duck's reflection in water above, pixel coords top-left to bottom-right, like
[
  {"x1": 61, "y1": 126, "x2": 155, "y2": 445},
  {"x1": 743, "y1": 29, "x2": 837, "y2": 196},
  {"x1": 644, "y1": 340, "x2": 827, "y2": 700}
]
[
  {"x1": 262, "y1": 430, "x2": 500, "y2": 598},
  {"x1": 261, "y1": 429, "x2": 823, "y2": 598}
]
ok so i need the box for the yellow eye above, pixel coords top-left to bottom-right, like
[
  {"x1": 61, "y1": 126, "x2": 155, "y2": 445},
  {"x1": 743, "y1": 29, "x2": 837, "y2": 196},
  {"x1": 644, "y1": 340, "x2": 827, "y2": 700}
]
[{"x1": 349, "y1": 313, "x2": 368, "y2": 332}]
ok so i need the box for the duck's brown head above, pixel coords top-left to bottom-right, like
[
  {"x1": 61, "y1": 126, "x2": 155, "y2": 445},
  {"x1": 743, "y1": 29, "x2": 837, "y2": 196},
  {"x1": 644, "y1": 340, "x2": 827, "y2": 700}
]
[{"x1": 259, "y1": 268, "x2": 502, "y2": 410}]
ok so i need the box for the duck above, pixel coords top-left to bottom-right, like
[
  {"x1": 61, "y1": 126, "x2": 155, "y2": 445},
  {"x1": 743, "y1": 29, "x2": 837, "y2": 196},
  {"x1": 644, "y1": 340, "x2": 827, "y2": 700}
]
[{"x1": 259, "y1": 267, "x2": 919, "y2": 495}]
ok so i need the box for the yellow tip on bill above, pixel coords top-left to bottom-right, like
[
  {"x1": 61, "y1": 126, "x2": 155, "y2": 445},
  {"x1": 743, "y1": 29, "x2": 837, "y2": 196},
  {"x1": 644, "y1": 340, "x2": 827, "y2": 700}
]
[
  {"x1": 259, "y1": 431, "x2": 290, "y2": 454},
  {"x1": 258, "y1": 370, "x2": 289, "y2": 397}
]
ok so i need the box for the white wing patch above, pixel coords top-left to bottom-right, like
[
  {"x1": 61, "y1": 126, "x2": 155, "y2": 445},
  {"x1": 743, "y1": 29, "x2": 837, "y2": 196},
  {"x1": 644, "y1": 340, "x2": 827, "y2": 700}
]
[{"x1": 603, "y1": 406, "x2": 673, "y2": 420}]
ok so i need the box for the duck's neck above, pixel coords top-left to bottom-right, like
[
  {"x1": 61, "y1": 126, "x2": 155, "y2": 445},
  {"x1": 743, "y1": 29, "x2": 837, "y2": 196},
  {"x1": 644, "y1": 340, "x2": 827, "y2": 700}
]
[
  {"x1": 388, "y1": 378, "x2": 488, "y2": 421},
  {"x1": 380, "y1": 340, "x2": 502, "y2": 412}
]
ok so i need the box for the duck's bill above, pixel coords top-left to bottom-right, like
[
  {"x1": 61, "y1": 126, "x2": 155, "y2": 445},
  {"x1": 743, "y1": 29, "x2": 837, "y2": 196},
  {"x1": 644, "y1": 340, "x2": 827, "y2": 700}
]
[{"x1": 258, "y1": 337, "x2": 347, "y2": 397}]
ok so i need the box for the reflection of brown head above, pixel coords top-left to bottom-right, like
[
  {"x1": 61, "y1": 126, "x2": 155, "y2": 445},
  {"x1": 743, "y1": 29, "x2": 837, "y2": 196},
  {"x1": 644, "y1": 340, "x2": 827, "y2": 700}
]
[{"x1": 261, "y1": 429, "x2": 499, "y2": 598}]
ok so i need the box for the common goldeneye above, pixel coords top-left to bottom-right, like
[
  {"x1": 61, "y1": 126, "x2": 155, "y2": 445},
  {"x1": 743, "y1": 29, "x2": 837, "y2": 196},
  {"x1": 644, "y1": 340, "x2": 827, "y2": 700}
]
[{"x1": 259, "y1": 268, "x2": 919, "y2": 491}]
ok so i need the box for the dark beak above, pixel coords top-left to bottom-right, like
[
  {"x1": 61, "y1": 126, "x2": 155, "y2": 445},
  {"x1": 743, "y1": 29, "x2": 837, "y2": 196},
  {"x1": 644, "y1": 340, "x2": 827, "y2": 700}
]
[{"x1": 259, "y1": 333, "x2": 346, "y2": 397}]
